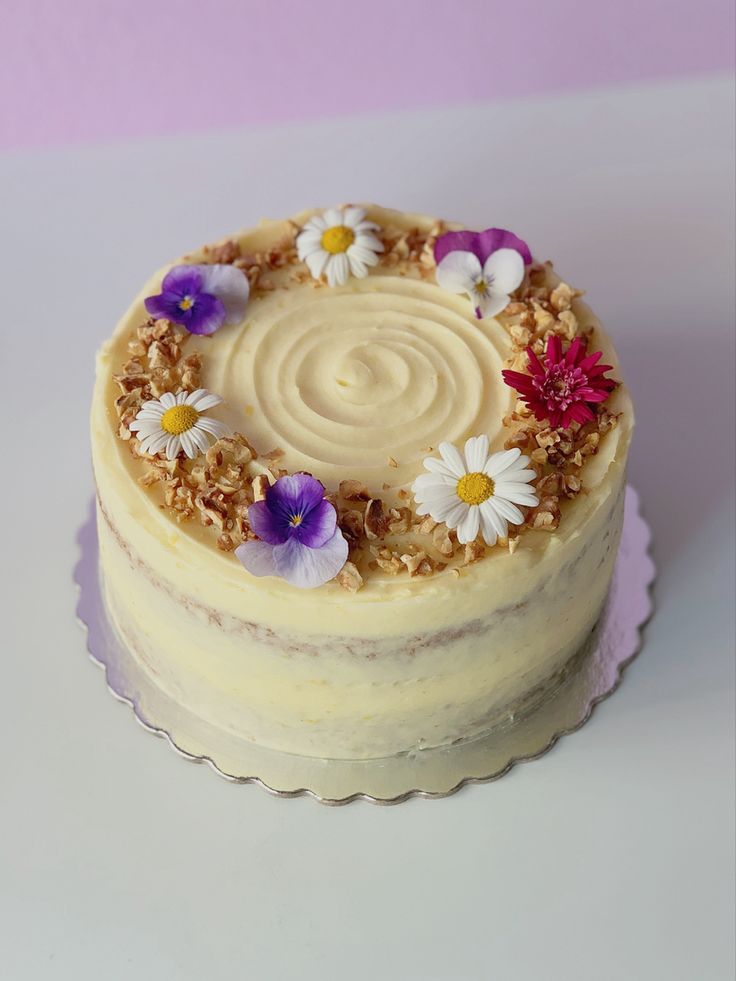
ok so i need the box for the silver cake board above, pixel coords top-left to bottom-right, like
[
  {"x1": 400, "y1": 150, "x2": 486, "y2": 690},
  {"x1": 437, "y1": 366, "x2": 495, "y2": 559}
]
[{"x1": 74, "y1": 486, "x2": 655, "y2": 805}]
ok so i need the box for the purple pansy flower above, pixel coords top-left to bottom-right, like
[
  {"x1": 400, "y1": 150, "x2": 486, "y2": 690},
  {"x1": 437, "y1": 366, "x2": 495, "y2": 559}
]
[
  {"x1": 144, "y1": 263, "x2": 250, "y2": 336},
  {"x1": 433, "y1": 227, "x2": 532, "y2": 320},
  {"x1": 434, "y1": 227, "x2": 532, "y2": 267},
  {"x1": 236, "y1": 474, "x2": 348, "y2": 589}
]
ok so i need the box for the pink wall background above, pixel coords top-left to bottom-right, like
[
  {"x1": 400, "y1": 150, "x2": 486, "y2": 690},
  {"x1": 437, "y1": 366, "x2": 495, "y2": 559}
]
[{"x1": 2, "y1": 0, "x2": 734, "y2": 151}]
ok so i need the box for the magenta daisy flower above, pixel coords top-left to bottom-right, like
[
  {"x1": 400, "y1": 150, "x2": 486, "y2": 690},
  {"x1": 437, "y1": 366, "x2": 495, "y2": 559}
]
[{"x1": 502, "y1": 335, "x2": 616, "y2": 429}]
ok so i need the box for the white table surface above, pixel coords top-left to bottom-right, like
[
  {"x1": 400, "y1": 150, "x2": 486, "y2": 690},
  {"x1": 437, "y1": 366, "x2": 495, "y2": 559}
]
[{"x1": 1, "y1": 74, "x2": 734, "y2": 981}]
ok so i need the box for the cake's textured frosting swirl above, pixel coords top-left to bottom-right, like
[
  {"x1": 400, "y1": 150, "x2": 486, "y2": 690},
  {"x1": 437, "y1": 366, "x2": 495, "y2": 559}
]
[{"x1": 209, "y1": 275, "x2": 511, "y2": 487}]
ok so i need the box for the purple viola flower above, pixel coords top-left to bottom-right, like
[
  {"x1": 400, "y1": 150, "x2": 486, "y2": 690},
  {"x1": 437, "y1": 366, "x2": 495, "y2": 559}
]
[
  {"x1": 433, "y1": 227, "x2": 532, "y2": 320},
  {"x1": 434, "y1": 227, "x2": 532, "y2": 267},
  {"x1": 236, "y1": 474, "x2": 348, "y2": 589},
  {"x1": 144, "y1": 263, "x2": 250, "y2": 336}
]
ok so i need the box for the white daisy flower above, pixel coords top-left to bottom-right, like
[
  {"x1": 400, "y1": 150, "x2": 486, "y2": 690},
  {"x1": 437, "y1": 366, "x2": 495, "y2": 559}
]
[
  {"x1": 129, "y1": 389, "x2": 229, "y2": 461},
  {"x1": 435, "y1": 248, "x2": 525, "y2": 319},
  {"x1": 296, "y1": 206, "x2": 384, "y2": 287},
  {"x1": 412, "y1": 437, "x2": 538, "y2": 547}
]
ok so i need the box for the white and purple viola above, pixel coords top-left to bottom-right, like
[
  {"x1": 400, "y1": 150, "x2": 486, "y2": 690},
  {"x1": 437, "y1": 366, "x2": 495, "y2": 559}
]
[{"x1": 434, "y1": 227, "x2": 532, "y2": 319}]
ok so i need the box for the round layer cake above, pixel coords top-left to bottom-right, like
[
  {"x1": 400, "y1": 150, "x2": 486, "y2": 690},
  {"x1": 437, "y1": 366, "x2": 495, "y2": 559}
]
[{"x1": 91, "y1": 205, "x2": 633, "y2": 760}]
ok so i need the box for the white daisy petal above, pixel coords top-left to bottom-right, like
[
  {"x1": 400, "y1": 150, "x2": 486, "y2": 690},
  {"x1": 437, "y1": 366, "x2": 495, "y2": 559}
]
[
  {"x1": 139, "y1": 433, "x2": 165, "y2": 456},
  {"x1": 475, "y1": 289, "x2": 511, "y2": 319},
  {"x1": 348, "y1": 244, "x2": 381, "y2": 266},
  {"x1": 140, "y1": 400, "x2": 165, "y2": 415},
  {"x1": 489, "y1": 497, "x2": 525, "y2": 526},
  {"x1": 159, "y1": 392, "x2": 176, "y2": 410},
  {"x1": 347, "y1": 254, "x2": 369, "y2": 279},
  {"x1": 413, "y1": 488, "x2": 458, "y2": 508},
  {"x1": 412, "y1": 472, "x2": 454, "y2": 492},
  {"x1": 175, "y1": 391, "x2": 188, "y2": 405},
  {"x1": 188, "y1": 390, "x2": 223, "y2": 412},
  {"x1": 435, "y1": 250, "x2": 482, "y2": 295},
  {"x1": 303, "y1": 214, "x2": 327, "y2": 232},
  {"x1": 438, "y1": 441, "x2": 467, "y2": 478},
  {"x1": 305, "y1": 249, "x2": 331, "y2": 280},
  {"x1": 442, "y1": 501, "x2": 469, "y2": 530},
  {"x1": 480, "y1": 500, "x2": 508, "y2": 541},
  {"x1": 479, "y1": 503, "x2": 499, "y2": 546},
  {"x1": 483, "y1": 247, "x2": 525, "y2": 295},
  {"x1": 179, "y1": 430, "x2": 197, "y2": 459},
  {"x1": 323, "y1": 208, "x2": 344, "y2": 228},
  {"x1": 189, "y1": 426, "x2": 211, "y2": 455},
  {"x1": 423, "y1": 456, "x2": 459, "y2": 479},
  {"x1": 296, "y1": 229, "x2": 324, "y2": 259},
  {"x1": 496, "y1": 467, "x2": 536, "y2": 484},
  {"x1": 352, "y1": 232, "x2": 384, "y2": 254},
  {"x1": 184, "y1": 388, "x2": 208, "y2": 406},
  {"x1": 484, "y1": 447, "x2": 522, "y2": 478},
  {"x1": 427, "y1": 495, "x2": 463, "y2": 522},
  {"x1": 195, "y1": 417, "x2": 228, "y2": 438},
  {"x1": 456, "y1": 506, "x2": 480, "y2": 544},
  {"x1": 326, "y1": 253, "x2": 350, "y2": 287},
  {"x1": 130, "y1": 421, "x2": 162, "y2": 437},
  {"x1": 464, "y1": 435, "x2": 489, "y2": 472},
  {"x1": 165, "y1": 434, "x2": 181, "y2": 460},
  {"x1": 353, "y1": 220, "x2": 380, "y2": 234},
  {"x1": 493, "y1": 484, "x2": 539, "y2": 507},
  {"x1": 342, "y1": 206, "x2": 367, "y2": 228},
  {"x1": 132, "y1": 409, "x2": 166, "y2": 423}
]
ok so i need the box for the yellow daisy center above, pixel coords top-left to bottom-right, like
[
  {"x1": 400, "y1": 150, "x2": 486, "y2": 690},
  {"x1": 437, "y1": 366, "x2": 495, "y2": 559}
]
[
  {"x1": 161, "y1": 404, "x2": 199, "y2": 435},
  {"x1": 457, "y1": 472, "x2": 494, "y2": 505},
  {"x1": 321, "y1": 225, "x2": 355, "y2": 254},
  {"x1": 178, "y1": 296, "x2": 194, "y2": 311}
]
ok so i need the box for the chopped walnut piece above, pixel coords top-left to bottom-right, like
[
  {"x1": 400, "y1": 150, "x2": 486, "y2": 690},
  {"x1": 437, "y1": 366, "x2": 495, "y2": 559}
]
[
  {"x1": 251, "y1": 474, "x2": 270, "y2": 502},
  {"x1": 562, "y1": 474, "x2": 581, "y2": 497},
  {"x1": 138, "y1": 468, "x2": 161, "y2": 488},
  {"x1": 339, "y1": 479, "x2": 370, "y2": 502},
  {"x1": 388, "y1": 507, "x2": 412, "y2": 535},
  {"x1": 336, "y1": 561, "x2": 364, "y2": 592},
  {"x1": 338, "y1": 508, "x2": 364, "y2": 543},
  {"x1": 217, "y1": 533, "x2": 236, "y2": 551},
  {"x1": 432, "y1": 523, "x2": 454, "y2": 556},
  {"x1": 196, "y1": 494, "x2": 228, "y2": 530},
  {"x1": 509, "y1": 324, "x2": 532, "y2": 349},
  {"x1": 532, "y1": 302, "x2": 556, "y2": 332},
  {"x1": 204, "y1": 239, "x2": 241, "y2": 264},
  {"x1": 528, "y1": 496, "x2": 561, "y2": 531},
  {"x1": 370, "y1": 546, "x2": 403, "y2": 575},
  {"x1": 536, "y1": 472, "x2": 563, "y2": 497},
  {"x1": 463, "y1": 541, "x2": 486, "y2": 565},
  {"x1": 364, "y1": 499, "x2": 391, "y2": 539},
  {"x1": 582, "y1": 432, "x2": 601, "y2": 455},
  {"x1": 549, "y1": 281, "x2": 579, "y2": 312},
  {"x1": 536, "y1": 428, "x2": 560, "y2": 449},
  {"x1": 556, "y1": 309, "x2": 578, "y2": 340},
  {"x1": 400, "y1": 549, "x2": 434, "y2": 577},
  {"x1": 418, "y1": 516, "x2": 438, "y2": 534}
]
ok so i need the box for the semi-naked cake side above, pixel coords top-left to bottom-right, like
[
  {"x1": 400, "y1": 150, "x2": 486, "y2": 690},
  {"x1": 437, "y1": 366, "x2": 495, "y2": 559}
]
[{"x1": 91, "y1": 205, "x2": 633, "y2": 760}]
